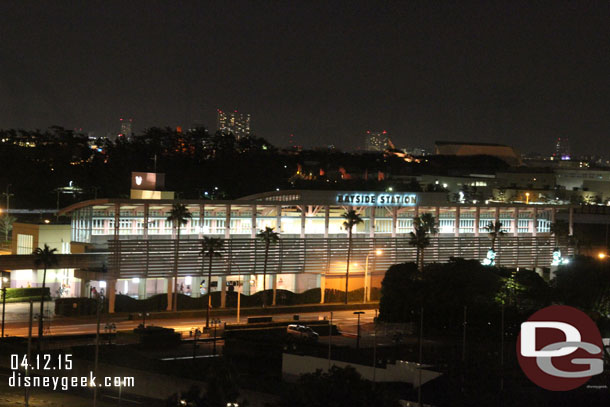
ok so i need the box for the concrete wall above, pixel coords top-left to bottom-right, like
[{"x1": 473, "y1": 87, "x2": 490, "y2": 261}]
[{"x1": 282, "y1": 353, "x2": 441, "y2": 387}]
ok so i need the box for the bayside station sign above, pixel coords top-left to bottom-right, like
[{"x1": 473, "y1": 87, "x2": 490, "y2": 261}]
[{"x1": 336, "y1": 192, "x2": 417, "y2": 206}]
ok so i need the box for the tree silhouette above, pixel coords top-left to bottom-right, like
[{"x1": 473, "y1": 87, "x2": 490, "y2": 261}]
[
  {"x1": 256, "y1": 227, "x2": 279, "y2": 307},
  {"x1": 342, "y1": 210, "x2": 363, "y2": 304},
  {"x1": 167, "y1": 203, "x2": 192, "y2": 311},
  {"x1": 408, "y1": 214, "x2": 437, "y2": 271},
  {"x1": 484, "y1": 221, "x2": 505, "y2": 251},
  {"x1": 33, "y1": 244, "x2": 57, "y2": 340},
  {"x1": 201, "y1": 237, "x2": 223, "y2": 328},
  {"x1": 550, "y1": 219, "x2": 570, "y2": 253}
]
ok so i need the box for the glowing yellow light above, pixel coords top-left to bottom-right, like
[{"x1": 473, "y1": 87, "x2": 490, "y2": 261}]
[
  {"x1": 375, "y1": 249, "x2": 383, "y2": 256},
  {"x1": 598, "y1": 252, "x2": 607, "y2": 260}
]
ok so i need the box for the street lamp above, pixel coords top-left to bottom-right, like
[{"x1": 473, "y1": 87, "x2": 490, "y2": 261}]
[
  {"x1": 525, "y1": 192, "x2": 530, "y2": 204},
  {"x1": 353, "y1": 311, "x2": 364, "y2": 350},
  {"x1": 223, "y1": 259, "x2": 244, "y2": 324},
  {"x1": 364, "y1": 249, "x2": 383, "y2": 303}
]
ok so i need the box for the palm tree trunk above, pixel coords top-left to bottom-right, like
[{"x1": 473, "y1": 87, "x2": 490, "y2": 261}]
[
  {"x1": 420, "y1": 248, "x2": 425, "y2": 272},
  {"x1": 345, "y1": 230, "x2": 352, "y2": 304},
  {"x1": 38, "y1": 267, "x2": 47, "y2": 340},
  {"x1": 262, "y1": 243, "x2": 269, "y2": 308},
  {"x1": 173, "y1": 228, "x2": 180, "y2": 312},
  {"x1": 206, "y1": 253, "x2": 212, "y2": 329},
  {"x1": 415, "y1": 247, "x2": 420, "y2": 269}
]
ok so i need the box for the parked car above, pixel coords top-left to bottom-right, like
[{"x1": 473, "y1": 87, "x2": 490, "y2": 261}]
[{"x1": 286, "y1": 324, "x2": 319, "y2": 342}]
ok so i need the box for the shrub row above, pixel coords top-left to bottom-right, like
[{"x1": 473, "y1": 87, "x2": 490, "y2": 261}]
[
  {"x1": 55, "y1": 297, "x2": 107, "y2": 316},
  {"x1": 55, "y1": 287, "x2": 374, "y2": 316},
  {"x1": 1, "y1": 287, "x2": 50, "y2": 302}
]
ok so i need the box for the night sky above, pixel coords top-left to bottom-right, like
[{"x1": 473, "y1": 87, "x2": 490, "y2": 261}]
[{"x1": 1, "y1": 1, "x2": 609, "y2": 154}]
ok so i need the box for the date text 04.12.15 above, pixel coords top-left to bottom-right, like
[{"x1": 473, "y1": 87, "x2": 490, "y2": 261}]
[{"x1": 11, "y1": 354, "x2": 73, "y2": 371}]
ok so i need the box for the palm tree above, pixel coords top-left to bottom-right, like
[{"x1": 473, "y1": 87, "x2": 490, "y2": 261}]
[
  {"x1": 166, "y1": 203, "x2": 192, "y2": 311},
  {"x1": 33, "y1": 244, "x2": 58, "y2": 340},
  {"x1": 409, "y1": 215, "x2": 435, "y2": 271},
  {"x1": 485, "y1": 221, "x2": 505, "y2": 252},
  {"x1": 256, "y1": 227, "x2": 280, "y2": 307},
  {"x1": 418, "y1": 213, "x2": 439, "y2": 235},
  {"x1": 550, "y1": 219, "x2": 570, "y2": 253},
  {"x1": 342, "y1": 210, "x2": 363, "y2": 304},
  {"x1": 200, "y1": 237, "x2": 223, "y2": 329}
]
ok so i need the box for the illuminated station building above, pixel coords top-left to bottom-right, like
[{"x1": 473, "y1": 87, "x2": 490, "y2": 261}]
[{"x1": 53, "y1": 172, "x2": 574, "y2": 312}]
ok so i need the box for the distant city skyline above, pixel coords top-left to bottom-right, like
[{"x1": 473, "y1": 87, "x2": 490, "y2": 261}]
[{"x1": 1, "y1": 2, "x2": 609, "y2": 155}]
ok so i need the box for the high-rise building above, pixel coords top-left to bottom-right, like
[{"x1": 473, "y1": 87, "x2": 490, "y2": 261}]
[
  {"x1": 217, "y1": 109, "x2": 251, "y2": 139},
  {"x1": 119, "y1": 118, "x2": 133, "y2": 140},
  {"x1": 364, "y1": 130, "x2": 390, "y2": 151},
  {"x1": 553, "y1": 137, "x2": 571, "y2": 160}
]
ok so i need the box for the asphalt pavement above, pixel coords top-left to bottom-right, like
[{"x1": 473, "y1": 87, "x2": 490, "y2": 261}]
[{"x1": 1, "y1": 304, "x2": 377, "y2": 339}]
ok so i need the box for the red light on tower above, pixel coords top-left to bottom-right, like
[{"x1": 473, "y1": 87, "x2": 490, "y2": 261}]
[{"x1": 382, "y1": 130, "x2": 387, "y2": 134}]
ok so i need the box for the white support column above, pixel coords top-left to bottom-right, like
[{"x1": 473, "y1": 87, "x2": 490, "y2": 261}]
[
  {"x1": 513, "y1": 207, "x2": 519, "y2": 237},
  {"x1": 143, "y1": 203, "x2": 149, "y2": 239},
  {"x1": 300, "y1": 206, "x2": 306, "y2": 238},
  {"x1": 474, "y1": 206, "x2": 481, "y2": 237},
  {"x1": 369, "y1": 207, "x2": 376, "y2": 238},
  {"x1": 276, "y1": 205, "x2": 282, "y2": 233},
  {"x1": 319, "y1": 273, "x2": 326, "y2": 304},
  {"x1": 391, "y1": 207, "x2": 397, "y2": 237},
  {"x1": 324, "y1": 205, "x2": 330, "y2": 238},
  {"x1": 494, "y1": 207, "x2": 500, "y2": 224},
  {"x1": 80, "y1": 279, "x2": 90, "y2": 297},
  {"x1": 225, "y1": 204, "x2": 231, "y2": 239},
  {"x1": 191, "y1": 279, "x2": 200, "y2": 298},
  {"x1": 251, "y1": 204, "x2": 257, "y2": 238},
  {"x1": 568, "y1": 206, "x2": 574, "y2": 236},
  {"x1": 455, "y1": 206, "x2": 460, "y2": 237},
  {"x1": 532, "y1": 207, "x2": 538, "y2": 236},
  {"x1": 198, "y1": 204, "x2": 205, "y2": 239},
  {"x1": 138, "y1": 278, "x2": 147, "y2": 300},
  {"x1": 107, "y1": 279, "x2": 116, "y2": 313},
  {"x1": 166, "y1": 277, "x2": 173, "y2": 311}
]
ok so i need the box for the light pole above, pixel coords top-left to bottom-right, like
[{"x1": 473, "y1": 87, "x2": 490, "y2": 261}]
[
  {"x1": 327, "y1": 311, "x2": 333, "y2": 370},
  {"x1": 364, "y1": 249, "x2": 383, "y2": 303},
  {"x1": 223, "y1": 259, "x2": 244, "y2": 323},
  {"x1": 353, "y1": 311, "x2": 364, "y2": 350}
]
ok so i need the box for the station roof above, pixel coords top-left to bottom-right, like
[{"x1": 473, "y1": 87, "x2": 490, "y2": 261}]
[{"x1": 58, "y1": 190, "x2": 571, "y2": 215}]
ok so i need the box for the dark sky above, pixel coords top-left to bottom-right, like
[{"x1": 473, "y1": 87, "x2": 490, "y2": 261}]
[{"x1": 1, "y1": 1, "x2": 609, "y2": 154}]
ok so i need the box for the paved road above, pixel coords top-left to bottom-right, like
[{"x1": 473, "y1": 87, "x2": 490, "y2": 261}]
[
  {"x1": 1, "y1": 308, "x2": 377, "y2": 338},
  {"x1": 0, "y1": 301, "x2": 54, "y2": 322}
]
